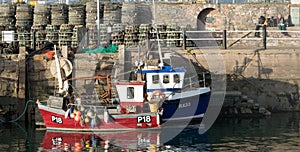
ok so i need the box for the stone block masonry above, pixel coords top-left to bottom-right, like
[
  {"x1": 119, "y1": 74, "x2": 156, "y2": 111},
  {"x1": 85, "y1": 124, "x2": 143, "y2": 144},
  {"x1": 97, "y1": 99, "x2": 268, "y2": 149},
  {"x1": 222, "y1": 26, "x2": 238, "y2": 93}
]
[
  {"x1": 0, "y1": 53, "x2": 26, "y2": 121},
  {"x1": 0, "y1": 54, "x2": 25, "y2": 98},
  {"x1": 122, "y1": 2, "x2": 289, "y2": 30},
  {"x1": 0, "y1": 2, "x2": 299, "y2": 120},
  {"x1": 1, "y1": 47, "x2": 300, "y2": 121},
  {"x1": 189, "y1": 48, "x2": 300, "y2": 112}
]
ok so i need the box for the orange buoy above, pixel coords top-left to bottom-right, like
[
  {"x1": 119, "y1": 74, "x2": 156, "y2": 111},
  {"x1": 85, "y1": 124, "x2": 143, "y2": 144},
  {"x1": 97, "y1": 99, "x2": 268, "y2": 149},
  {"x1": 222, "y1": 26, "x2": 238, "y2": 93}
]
[{"x1": 74, "y1": 111, "x2": 81, "y2": 122}]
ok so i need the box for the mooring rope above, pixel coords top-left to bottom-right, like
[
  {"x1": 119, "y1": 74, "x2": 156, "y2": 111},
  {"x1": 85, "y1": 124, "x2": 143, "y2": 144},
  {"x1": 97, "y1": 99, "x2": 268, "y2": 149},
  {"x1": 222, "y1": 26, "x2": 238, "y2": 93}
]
[{"x1": 0, "y1": 100, "x2": 36, "y2": 123}]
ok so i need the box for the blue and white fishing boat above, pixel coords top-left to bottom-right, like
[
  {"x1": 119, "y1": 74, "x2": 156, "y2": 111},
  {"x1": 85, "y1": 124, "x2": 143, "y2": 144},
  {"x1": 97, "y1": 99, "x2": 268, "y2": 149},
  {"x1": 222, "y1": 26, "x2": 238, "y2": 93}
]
[
  {"x1": 134, "y1": 56, "x2": 211, "y2": 122},
  {"x1": 132, "y1": 0, "x2": 211, "y2": 121}
]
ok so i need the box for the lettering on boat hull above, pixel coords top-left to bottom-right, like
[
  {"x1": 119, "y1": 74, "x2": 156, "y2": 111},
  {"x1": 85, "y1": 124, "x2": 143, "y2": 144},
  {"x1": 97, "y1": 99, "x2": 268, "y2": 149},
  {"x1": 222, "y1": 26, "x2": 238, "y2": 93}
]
[
  {"x1": 178, "y1": 102, "x2": 191, "y2": 109},
  {"x1": 51, "y1": 116, "x2": 63, "y2": 124}
]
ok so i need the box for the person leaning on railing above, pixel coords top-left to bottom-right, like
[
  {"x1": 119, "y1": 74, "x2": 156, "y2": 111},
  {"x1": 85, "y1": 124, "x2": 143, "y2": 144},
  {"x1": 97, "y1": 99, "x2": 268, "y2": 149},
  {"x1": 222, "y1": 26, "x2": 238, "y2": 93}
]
[
  {"x1": 277, "y1": 13, "x2": 290, "y2": 37},
  {"x1": 255, "y1": 16, "x2": 266, "y2": 38}
]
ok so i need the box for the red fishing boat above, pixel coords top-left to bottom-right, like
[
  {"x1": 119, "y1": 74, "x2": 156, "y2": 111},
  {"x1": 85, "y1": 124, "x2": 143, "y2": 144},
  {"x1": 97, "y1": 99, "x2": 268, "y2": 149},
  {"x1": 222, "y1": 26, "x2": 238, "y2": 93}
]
[{"x1": 37, "y1": 48, "x2": 162, "y2": 132}]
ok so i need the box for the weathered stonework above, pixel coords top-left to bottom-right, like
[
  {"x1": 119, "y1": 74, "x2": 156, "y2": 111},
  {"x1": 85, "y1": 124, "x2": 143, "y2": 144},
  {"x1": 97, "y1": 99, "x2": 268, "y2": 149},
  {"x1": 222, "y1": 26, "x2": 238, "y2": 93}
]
[
  {"x1": 1, "y1": 2, "x2": 300, "y2": 121},
  {"x1": 0, "y1": 53, "x2": 26, "y2": 121},
  {"x1": 0, "y1": 54, "x2": 25, "y2": 98},
  {"x1": 121, "y1": 2, "x2": 290, "y2": 30},
  {"x1": 189, "y1": 48, "x2": 300, "y2": 112}
]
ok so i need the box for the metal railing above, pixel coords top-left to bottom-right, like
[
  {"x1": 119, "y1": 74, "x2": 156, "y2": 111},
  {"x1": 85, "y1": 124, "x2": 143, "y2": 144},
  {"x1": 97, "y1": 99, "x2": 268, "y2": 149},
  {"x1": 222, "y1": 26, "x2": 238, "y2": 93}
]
[
  {"x1": 2, "y1": 27, "x2": 300, "y2": 54},
  {"x1": 148, "y1": 27, "x2": 300, "y2": 49}
]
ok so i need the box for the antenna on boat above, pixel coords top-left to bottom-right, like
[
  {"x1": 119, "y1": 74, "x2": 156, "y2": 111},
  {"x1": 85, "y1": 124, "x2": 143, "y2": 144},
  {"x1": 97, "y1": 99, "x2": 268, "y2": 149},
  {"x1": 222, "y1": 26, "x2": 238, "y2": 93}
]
[
  {"x1": 135, "y1": 44, "x2": 144, "y2": 81},
  {"x1": 50, "y1": 45, "x2": 73, "y2": 94},
  {"x1": 152, "y1": 0, "x2": 164, "y2": 68},
  {"x1": 53, "y1": 45, "x2": 64, "y2": 93},
  {"x1": 135, "y1": 44, "x2": 143, "y2": 67}
]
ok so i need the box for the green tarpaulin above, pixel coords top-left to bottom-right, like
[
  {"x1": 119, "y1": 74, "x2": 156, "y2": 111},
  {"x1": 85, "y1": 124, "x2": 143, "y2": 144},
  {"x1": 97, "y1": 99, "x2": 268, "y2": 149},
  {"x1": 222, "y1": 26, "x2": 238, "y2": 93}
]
[{"x1": 79, "y1": 45, "x2": 118, "y2": 54}]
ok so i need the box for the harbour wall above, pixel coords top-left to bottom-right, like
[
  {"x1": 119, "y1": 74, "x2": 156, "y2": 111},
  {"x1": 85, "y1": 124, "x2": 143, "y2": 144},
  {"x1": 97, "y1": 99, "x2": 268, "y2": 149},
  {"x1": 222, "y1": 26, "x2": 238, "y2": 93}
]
[
  {"x1": 0, "y1": 2, "x2": 296, "y2": 50},
  {"x1": 0, "y1": 48, "x2": 26, "y2": 121},
  {"x1": 191, "y1": 48, "x2": 300, "y2": 112},
  {"x1": 1, "y1": 48, "x2": 300, "y2": 114},
  {"x1": 122, "y1": 2, "x2": 290, "y2": 30},
  {"x1": 1, "y1": 1, "x2": 300, "y2": 120}
]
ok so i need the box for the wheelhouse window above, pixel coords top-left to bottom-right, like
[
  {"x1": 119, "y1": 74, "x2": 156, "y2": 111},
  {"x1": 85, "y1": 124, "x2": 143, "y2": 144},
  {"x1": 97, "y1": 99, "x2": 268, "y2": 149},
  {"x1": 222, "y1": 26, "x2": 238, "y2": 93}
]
[
  {"x1": 173, "y1": 74, "x2": 180, "y2": 83},
  {"x1": 163, "y1": 75, "x2": 169, "y2": 84},
  {"x1": 127, "y1": 87, "x2": 134, "y2": 99},
  {"x1": 152, "y1": 75, "x2": 159, "y2": 84}
]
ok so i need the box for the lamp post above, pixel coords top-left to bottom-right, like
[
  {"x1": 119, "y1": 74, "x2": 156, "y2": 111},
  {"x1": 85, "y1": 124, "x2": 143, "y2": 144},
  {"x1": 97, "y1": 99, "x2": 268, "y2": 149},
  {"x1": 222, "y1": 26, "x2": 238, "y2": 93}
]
[
  {"x1": 97, "y1": 0, "x2": 100, "y2": 46},
  {"x1": 107, "y1": 23, "x2": 112, "y2": 46}
]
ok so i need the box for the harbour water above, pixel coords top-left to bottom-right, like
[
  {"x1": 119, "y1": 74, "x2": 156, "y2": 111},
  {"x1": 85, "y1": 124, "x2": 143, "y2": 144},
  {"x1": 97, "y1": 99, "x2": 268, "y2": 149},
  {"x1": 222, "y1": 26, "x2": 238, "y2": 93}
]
[{"x1": 0, "y1": 112, "x2": 299, "y2": 151}]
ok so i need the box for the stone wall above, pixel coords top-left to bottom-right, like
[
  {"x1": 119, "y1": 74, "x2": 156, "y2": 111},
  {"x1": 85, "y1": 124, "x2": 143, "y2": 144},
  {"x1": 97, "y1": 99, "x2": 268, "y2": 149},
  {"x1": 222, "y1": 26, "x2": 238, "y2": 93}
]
[
  {"x1": 122, "y1": 2, "x2": 290, "y2": 30},
  {"x1": 0, "y1": 52, "x2": 26, "y2": 121},
  {"x1": 0, "y1": 53, "x2": 25, "y2": 98},
  {"x1": 189, "y1": 48, "x2": 300, "y2": 112},
  {"x1": 27, "y1": 54, "x2": 56, "y2": 101},
  {"x1": 2, "y1": 45, "x2": 300, "y2": 120}
]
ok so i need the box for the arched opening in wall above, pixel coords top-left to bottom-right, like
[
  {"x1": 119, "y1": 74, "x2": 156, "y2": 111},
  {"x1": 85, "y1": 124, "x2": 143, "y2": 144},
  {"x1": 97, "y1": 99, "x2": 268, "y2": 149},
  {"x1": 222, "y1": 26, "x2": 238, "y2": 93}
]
[{"x1": 197, "y1": 8, "x2": 223, "y2": 31}]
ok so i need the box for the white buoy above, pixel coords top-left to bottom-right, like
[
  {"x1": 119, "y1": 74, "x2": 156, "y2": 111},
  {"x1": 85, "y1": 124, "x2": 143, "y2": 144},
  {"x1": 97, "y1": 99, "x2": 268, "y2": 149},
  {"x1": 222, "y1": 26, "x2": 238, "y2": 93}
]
[
  {"x1": 104, "y1": 107, "x2": 109, "y2": 123},
  {"x1": 156, "y1": 112, "x2": 160, "y2": 125},
  {"x1": 65, "y1": 109, "x2": 70, "y2": 119}
]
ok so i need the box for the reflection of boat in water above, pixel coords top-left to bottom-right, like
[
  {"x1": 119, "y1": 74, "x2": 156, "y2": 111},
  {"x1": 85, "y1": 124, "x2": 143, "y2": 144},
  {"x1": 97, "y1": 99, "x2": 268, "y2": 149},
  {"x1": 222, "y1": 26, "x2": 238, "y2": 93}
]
[
  {"x1": 40, "y1": 130, "x2": 161, "y2": 151},
  {"x1": 161, "y1": 124, "x2": 208, "y2": 148},
  {"x1": 37, "y1": 47, "x2": 162, "y2": 131},
  {"x1": 40, "y1": 125, "x2": 209, "y2": 151}
]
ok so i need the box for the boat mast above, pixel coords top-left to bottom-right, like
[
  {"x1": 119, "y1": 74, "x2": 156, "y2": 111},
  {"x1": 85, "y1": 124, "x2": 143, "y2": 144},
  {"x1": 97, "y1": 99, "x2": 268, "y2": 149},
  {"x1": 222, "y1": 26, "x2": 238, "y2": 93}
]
[
  {"x1": 152, "y1": 0, "x2": 164, "y2": 68},
  {"x1": 54, "y1": 45, "x2": 63, "y2": 94}
]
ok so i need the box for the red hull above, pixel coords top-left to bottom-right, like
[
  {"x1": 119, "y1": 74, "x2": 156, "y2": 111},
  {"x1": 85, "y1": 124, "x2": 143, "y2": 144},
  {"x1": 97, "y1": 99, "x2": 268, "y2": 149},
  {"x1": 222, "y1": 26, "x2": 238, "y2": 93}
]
[
  {"x1": 38, "y1": 104, "x2": 160, "y2": 131},
  {"x1": 41, "y1": 131, "x2": 161, "y2": 151}
]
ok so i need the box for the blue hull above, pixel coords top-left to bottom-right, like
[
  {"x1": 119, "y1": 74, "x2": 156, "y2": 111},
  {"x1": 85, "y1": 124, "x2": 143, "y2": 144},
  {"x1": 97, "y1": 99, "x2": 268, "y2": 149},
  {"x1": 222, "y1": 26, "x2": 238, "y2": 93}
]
[{"x1": 161, "y1": 92, "x2": 211, "y2": 121}]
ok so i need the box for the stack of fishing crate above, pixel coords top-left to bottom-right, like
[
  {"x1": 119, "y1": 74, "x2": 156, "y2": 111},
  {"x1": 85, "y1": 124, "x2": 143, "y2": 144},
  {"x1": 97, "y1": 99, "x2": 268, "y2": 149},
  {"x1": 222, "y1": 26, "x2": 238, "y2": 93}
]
[
  {"x1": 68, "y1": 4, "x2": 86, "y2": 26},
  {"x1": 32, "y1": 4, "x2": 50, "y2": 50},
  {"x1": 124, "y1": 25, "x2": 139, "y2": 47},
  {"x1": 138, "y1": 24, "x2": 150, "y2": 45},
  {"x1": 111, "y1": 23, "x2": 125, "y2": 46},
  {"x1": 0, "y1": 4, "x2": 16, "y2": 43},
  {"x1": 59, "y1": 24, "x2": 74, "y2": 48},
  {"x1": 45, "y1": 25, "x2": 60, "y2": 46},
  {"x1": 16, "y1": 4, "x2": 33, "y2": 48},
  {"x1": 71, "y1": 25, "x2": 85, "y2": 49},
  {"x1": 51, "y1": 4, "x2": 68, "y2": 25},
  {"x1": 166, "y1": 24, "x2": 182, "y2": 47}
]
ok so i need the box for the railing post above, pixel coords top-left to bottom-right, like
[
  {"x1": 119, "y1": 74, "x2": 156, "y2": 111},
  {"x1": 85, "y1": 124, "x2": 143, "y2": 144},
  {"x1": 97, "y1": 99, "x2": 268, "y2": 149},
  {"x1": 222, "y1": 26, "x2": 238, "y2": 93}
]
[
  {"x1": 203, "y1": 72, "x2": 206, "y2": 87},
  {"x1": 147, "y1": 30, "x2": 150, "y2": 50},
  {"x1": 183, "y1": 29, "x2": 186, "y2": 50},
  {"x1": 189, "y1": 77, "x2": 192, "y2": 88},
  {"x1": 86, "y1": 29, "x2": 89, "y2": 48},
  {"x1": 32, "y1": 31, "x2": 36, "y2": 51},
  {"x1": 263, "y1": 25, "x2": 267, "y2": 49},
  {"x1": 223, "y1": 30, "x2": 227, "y2": 49}
]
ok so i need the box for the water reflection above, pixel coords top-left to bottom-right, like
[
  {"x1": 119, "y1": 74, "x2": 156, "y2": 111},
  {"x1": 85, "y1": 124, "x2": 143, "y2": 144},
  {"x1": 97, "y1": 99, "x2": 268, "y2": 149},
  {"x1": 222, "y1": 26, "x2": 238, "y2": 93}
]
[
  {"x1": 37, "y1": 124, "x2": 211, "y2": 151},
  {"x1": 207, "y1": 112, "x2": 300, "y2": 151},
  {"x1": 40, "y1": 130, "x2": 161, "y2": 151},
  {"x1": 1, "y1": 112, "x2": 300, "y2": 151}
]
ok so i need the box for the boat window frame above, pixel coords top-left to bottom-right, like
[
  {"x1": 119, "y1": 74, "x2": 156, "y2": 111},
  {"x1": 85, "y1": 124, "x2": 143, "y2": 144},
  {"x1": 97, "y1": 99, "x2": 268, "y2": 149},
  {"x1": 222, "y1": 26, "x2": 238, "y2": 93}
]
[
  {"x1": 163, "y1": 74, "x2": 170, "y2": 84},
  {"x1": 173, "y1": 74, "x2": 180, "y2": 83},
  {"x1": 127, "y1": 87, "x2": 134, "y2": 99},
  {"x1": 152, "y1": 74, "x2": 159, "y2": 84}
]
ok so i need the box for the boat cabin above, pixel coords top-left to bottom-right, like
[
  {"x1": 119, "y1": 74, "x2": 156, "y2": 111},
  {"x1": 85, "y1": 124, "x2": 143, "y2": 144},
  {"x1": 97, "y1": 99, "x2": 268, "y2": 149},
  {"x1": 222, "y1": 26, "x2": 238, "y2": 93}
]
[
  {"x1": 136, "y1": 65, "x2": 185, "y2": 101},
  {"x1": 115, "y1": 81, "x2": 146, "y2": 114}
]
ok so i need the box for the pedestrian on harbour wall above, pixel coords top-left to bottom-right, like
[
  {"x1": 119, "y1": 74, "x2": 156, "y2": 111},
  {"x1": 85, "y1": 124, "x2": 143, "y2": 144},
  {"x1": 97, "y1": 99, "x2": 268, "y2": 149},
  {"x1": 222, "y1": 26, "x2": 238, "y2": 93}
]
[
  {"x1": 277, "y1": 13, "x2": 290, "y2": 36},
  {"x1": 254, "y1": 16, "x2": 266, "y2": 37}
]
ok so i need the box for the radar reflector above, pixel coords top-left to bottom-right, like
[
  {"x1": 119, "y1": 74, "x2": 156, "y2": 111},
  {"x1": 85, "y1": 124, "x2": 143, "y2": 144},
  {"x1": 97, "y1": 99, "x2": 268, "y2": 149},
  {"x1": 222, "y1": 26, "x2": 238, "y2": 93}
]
[{"x1": 50, "y1": 58, "x2": 73, "y2": 78}]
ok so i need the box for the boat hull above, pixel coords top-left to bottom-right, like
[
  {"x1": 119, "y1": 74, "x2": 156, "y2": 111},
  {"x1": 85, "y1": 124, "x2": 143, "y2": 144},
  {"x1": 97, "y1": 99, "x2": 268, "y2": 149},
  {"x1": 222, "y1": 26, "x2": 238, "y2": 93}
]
[
  {"x1": 38, "y1": 104, "x2": 160, "y2": 132},
  {"x1": 162, "y1": 92, "x2": 210, "y2": 121}
]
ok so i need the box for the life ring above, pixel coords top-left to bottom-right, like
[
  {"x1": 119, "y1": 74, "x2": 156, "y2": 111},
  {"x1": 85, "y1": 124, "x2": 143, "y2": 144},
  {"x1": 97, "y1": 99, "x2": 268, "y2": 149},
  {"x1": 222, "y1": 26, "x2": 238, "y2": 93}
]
[{"x1": 149, "y1": 90, "x2": 165, "y2": 101}]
